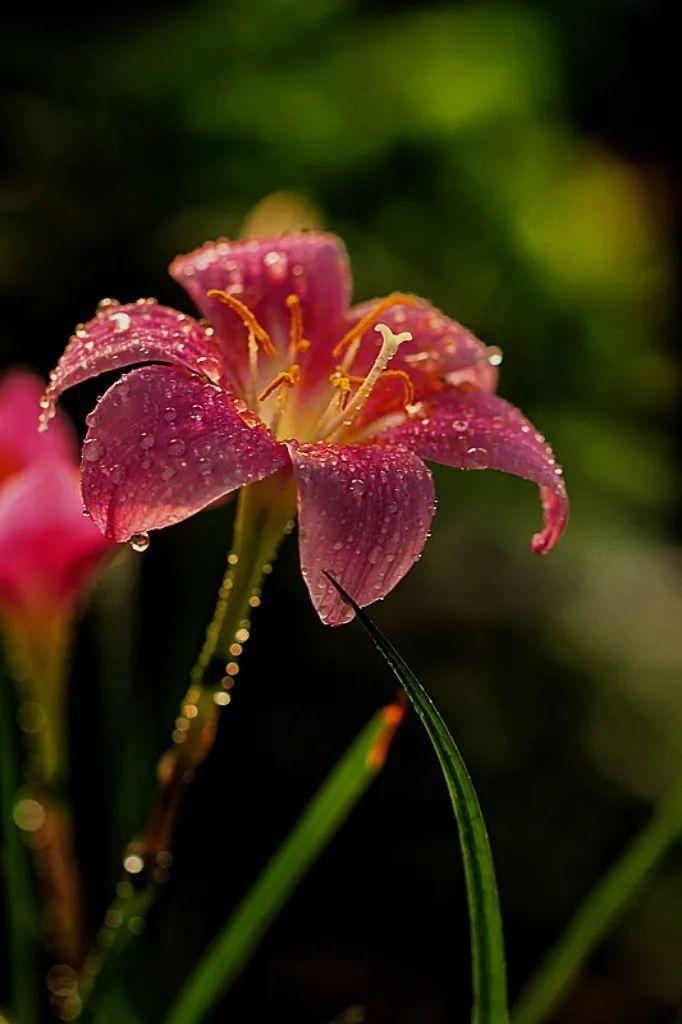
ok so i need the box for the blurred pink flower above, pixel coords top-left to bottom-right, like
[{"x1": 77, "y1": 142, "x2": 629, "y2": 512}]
[
  {"x1": 0, "y1": 371, "x2": 112, "y2": 634},
  {"x1": 42, "y1": 233, "x2": 567, "y2": 625}
]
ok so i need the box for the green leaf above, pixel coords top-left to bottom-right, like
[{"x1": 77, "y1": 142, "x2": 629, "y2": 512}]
[
  {"x1": 513, "y1": 775, "x2": 682, "y2": 1024},
  {"x1": 324, "y1": 573, "x2": 509, "y2": 1024},
  {"x1": 163, "y1": 701, "x2": 403, "y2": 1024}
]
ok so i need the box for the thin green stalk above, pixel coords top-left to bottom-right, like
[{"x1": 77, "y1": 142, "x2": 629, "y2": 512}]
[
  {"x1": 0, "y1": 656, "x2": 40, "y2": 1024},
  {"x1": 163, "y1": 700, "x2": 404, "y2": 1024},
  {"x1": 79, "y1": 472, "x2": 296, "y2": 1014},
  {"x1": 325, "y1": 574, "x2": 508, "y2": 1024},
  {"x1": 513, "y1": 776, "x2": 682, "y2": 1024}
]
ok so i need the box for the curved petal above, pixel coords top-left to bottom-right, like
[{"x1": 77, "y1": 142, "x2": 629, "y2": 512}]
[
  {"x1": 378, "y1": 386, "x2": 568, "y2": 553},
  {"x1": 0, "y1": 462, "x2": 112, "y2": 624},
  {"x1": 82, "y1": 365, "x2": 289, "y2": 541},
  {"x1": 287, "y1": 441, "x2": 435, "y2": 626},
  {"x1": 345, "y1": 297, "x2": 500, "y2": 427},
  {"x1": 169, "y1": 233, "x2": 351, "y2": 392},
  {"x1": 41, "y1": 300, "x2": 228, "y2": 425},
  {"x1": 0, "y1": 370, "x2": 76, "y2": 486}
]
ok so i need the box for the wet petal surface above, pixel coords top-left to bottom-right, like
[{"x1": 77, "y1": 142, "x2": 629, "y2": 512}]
[
  {"x1": 345, "y1": 297, "x2": 500, "y2": 428},
  {"x1": 288, "y1": 442, "x2": 435, "y2": 625},
  {"x1": 42, "y1": 300, "x2": 228, "y2": 423},
  {"x1": 170, "y1": 233, "x2": 351, "y2": 393},
  {"x1": 82, "y1": 365, "x2": 289, "y2": 541},
  {"x1": 379, "y1": 385, "x2": 568, "y2": 552}
]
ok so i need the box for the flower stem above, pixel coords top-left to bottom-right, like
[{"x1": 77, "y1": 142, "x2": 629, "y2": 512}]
[{"x1": 78, "y1": 471, "x2": 296, "y2": 1013}]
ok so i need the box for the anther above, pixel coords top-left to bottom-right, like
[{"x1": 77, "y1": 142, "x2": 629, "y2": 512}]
[
  {"x1": 258, "y1": 364, "x2": 300, "y2": 403},
  {"x1": 207, "y1": 290, "x2": 276, "y2": 356},
  {"x1": 285, "y1": 294, "x2": 310, "y2": 357}
]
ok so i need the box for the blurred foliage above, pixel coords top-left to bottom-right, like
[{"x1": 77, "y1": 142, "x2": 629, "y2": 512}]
[{"x1": 1, "y1": 1, "x2": 679, "y2": 1022}]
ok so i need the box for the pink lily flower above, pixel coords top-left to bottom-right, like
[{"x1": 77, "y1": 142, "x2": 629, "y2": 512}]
[
  {"x1": 41, "y1": 233, "x2": 567, "y2": 626},
  {"x1": 0, "y1": 371, "x2": 112, "y2": 636}
]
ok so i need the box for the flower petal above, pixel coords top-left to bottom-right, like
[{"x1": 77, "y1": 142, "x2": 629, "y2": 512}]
[
  {"x1": 0, "y1": 370, "x2": 76, "y2": 486},
  {"x1": 287, "y1": 442, "x2": 435, "y2": 626},
  {"x1": 82, "y1": 365, "x2": 289, "y2": 541},
  {"x1": 41, "y1": 300, "x2": 228, "y2": 425},
  {"x1": 0, "y1": 462, "x2": 112, "y2": 624},
  {"x1": 378, "y1": 386, "x2": 568, "y2": 553},
  {"x1": 345, "y1": 296, "x2": 500, "y2": 424},
  {"x1": 169, "y1": 233, "x2": 351, "y2": 391}
]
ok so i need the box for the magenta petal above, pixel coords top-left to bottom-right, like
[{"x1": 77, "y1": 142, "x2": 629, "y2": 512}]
[
  {"x1": 0, "y1": 370, "x2": 76, "y2": 484},
  {"x1": 287, "y1": 442, "x2": 435, "y2": 626},
  {"x1": 82, "y1": 365, "x2": 289, "y2": 541},
  {"x1": 169, "y1": 233, "x2": 351, "y2": 389},
  {"x1": 345, "y1": 297, "x2": 499, "y2": 415},
  {"x1": 0, "y1": 462, "x2": 111, "y2": 623},
  {"x1": 379, "y1": 386, "x2": 568, "y2": 553},
  {"x1": 42, "y1": 300, "x2": 229, "y2": 424}
]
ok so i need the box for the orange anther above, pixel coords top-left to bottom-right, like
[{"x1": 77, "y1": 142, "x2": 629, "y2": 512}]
[
  {"x1": 332, "y1": 293, "x2": 418, "y2": 359},
  {"x1": 258, "y1": 364, "x2": 300, "y2": 403},
  {"x1": 207, "y1": 290, "x2": 276, "y2": 356},
  {"x1": 285, "y1": 293, "x2": 309, "y2": 355}
]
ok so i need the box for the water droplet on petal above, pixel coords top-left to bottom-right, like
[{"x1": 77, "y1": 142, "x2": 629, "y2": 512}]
[
  {"x1": 129, "y1": 532, "x2": 150, "y2": 553},
  {"x1": 139, "y1": 432, "x2": 155, "y2": 450},
  {"x1": 464, "y1": 447, "x2": 490, "y2": 470},
  {"x1": 83, "y1": 438, "x2": 105, "y2": 462},
  {"x1": 196, "y1": 459, "x2": 212, "y2": 476},
  {"x1": 263, "y1": 250, "x2": 288, "y2": 284},
  {"x1": 112, "y1": 312, "x2": 131, "y2": 332},
  {"x1": 197, "y1": 357, "x2": 222, "y2": 384},
  {"x1": 167, "y1": 438, "x2": 186, "y2": 456},
  {"x1": 189, "y1": 405, "x2": 203, "y2": 422},
  {"x1": 110, "y1": 464, "x2": 126, "y2": 484},
  {"x1": 163, "y1": 407, "x2": 177, "y2": 422}
]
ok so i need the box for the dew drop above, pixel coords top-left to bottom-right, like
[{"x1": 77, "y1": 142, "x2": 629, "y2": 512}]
[
  {"x1": 167, "y1": 438, "x2": 186, "y2": 456},
  {"x1": 83, "y1": 438, "x2": 105, "y2": 462},
  {"x1": 263, "y1": 250, "x2": 288, "y2": 284},
  {"x1": 109, "y1": 464, "x2": 126, "y2": 484},
  {"x1": 139, "y1": 432, "x2": 155, "y2": 450},
  {"x1": 197, "y1": 357, "x2": 222, "y2": 384},
  {"x1": 97, "y1": 297, "x2": 120, "y2": 313},
  {"x1": 189, "y1": 405, "x2": 203, "y2": 422},
  {"x1": 196, "y1": 458, "x2": 212, "y2": 476},
  {"x1": 112, "y1": 312, "x2": 131, "y2": 332},
  {"x1": 163, "y1": 407, "x2": 177, "y2": 422},
  {"x1": 464, "y1": 446, "x2": 490, "y2": 470},
  {"x1": 161, "y1": 466, "x2": 175, "y2": 481},
  {"x1": 129, "y1": 532, "x2": 150, "y2": 553}
]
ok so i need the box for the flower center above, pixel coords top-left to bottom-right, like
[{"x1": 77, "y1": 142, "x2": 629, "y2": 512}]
[{"x1": 205, "y1": 289, "x2": 415, "y2": 442}]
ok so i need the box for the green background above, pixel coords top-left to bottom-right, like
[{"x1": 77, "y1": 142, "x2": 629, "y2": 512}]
[{"x1": 1, "y1": 1, "x2": 679, "y2": 1021}]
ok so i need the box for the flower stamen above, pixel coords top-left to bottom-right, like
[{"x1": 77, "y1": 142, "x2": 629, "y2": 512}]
[
  {"x1": 258, "y1": 365, "x2": 300, "y2": 404},
  {"x1": 333, "y1": 293, "x2": 417, "y2": 371},
  {"x1": 285, "y1": 294, "x2": 310, "y2": 359},
  {"x1": 207, "y1": 290, "x2": 276, "y2": 357},
  {"x1": 322, "y1": 323, "x2": 413, "y2": 441}
]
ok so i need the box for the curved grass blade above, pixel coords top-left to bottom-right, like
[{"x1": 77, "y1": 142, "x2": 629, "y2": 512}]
[
  {"x1": 513, "y1": 774, "x2": 682, "y2": 1024},
  {"x1": 324, "y1": 573, "x2": 509, "y2": 1024},
  {"x1": 163, "y1": 700, "x2": 404, "y2": 1024}
]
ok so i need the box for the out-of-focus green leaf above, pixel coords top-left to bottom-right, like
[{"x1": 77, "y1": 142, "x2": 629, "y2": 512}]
[
  {"x1": 513, "y1": 775, "x2": 682, "y2": 1024},
  {"x1": 324, "y1": 574, "x2": 508, "y2": 1024},
  {"x1": 163, "y1": 702, "x2": 403, "y2": 1024}
]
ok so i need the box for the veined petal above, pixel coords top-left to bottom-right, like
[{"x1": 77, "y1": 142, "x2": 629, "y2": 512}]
[
  {"x1": 378, "y1": 386, "x2": 568, "y2": 553},
  {"x1": 0, "y1": 370, "x2": 76, "y2": 486},
  {"x1": 169, "y1": 233, "x2": 351, "y2": 392},
  {"x1": 82, "y1": 366, "x2": 289, "y2": 541},
  {"x1": 287, "y1": 442, "x2": 435, "y2": 626},
  {"x1": 345, "y1": 297, "x2": 500, "y2": 424},
  {"x1": 0, "y1": 462, "x2": 111, "y2": 623},
  {"x1": 42, "y1": 300, "x2": 229, "y2": 424}
]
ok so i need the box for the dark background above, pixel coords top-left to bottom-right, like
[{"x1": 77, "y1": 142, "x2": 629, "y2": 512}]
[{"x1": 1, "y1": 1, "x2": 680, "y2": 1021}]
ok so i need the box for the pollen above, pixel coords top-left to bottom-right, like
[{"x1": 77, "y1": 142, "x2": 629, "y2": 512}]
[
  {"x1": 258, "y1": 364, "x2": 300, "y2": 403},
  {"x1": 207, "y1": 289, "x2": 276, "y2": 356},
  {"x1": 285, "y1": 294, "x2": 310, "y2": 357}
]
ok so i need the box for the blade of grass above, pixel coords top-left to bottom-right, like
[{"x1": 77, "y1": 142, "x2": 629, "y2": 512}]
[
  {"x1": 324, "y1": 573, "x2": 509, "y2": 1024},
  {"x1": 0, "y1": 656, "x2": 40, "y2": 1024},
  {"x1": 513, "y1": 775, "x2": 682, "y2": 1024},
  {"x1": 163, "y1": 700, "x2": 404, "y2": 1024}
]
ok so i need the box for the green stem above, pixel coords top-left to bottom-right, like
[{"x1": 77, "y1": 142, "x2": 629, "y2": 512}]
[
  {"x1": 513, "y1": 776, "x2": 682, "y2": 1024},
  {"x1": 0, "y1": 652, "x2": 40, "y2": 1024},
  {"x1": 78, "y1": 472, "x2": 296, "y2": 1014}
]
